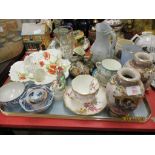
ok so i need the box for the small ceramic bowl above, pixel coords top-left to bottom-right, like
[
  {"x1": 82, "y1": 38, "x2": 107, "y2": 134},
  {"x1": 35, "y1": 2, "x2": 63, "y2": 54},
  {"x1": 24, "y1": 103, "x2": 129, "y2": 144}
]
[
  {"x1": 19, "y1": 85, "x2": 54, "y2": 113},
  {"x1": 0, "y1": 82, "x2": 25, "y2": 105},
  {"x1": 71, "y1": 75, "x2": 99, "y2": 103}
]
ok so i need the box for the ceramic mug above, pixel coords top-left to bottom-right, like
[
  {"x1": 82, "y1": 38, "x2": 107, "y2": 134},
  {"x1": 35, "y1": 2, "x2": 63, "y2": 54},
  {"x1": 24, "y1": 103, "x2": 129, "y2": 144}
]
[
  {"x1": 71, "y1": 75, "x2": 99, "y2": 103},
  {"x1": 96, "y1": 59, "x2": 122, "y2": 86}
]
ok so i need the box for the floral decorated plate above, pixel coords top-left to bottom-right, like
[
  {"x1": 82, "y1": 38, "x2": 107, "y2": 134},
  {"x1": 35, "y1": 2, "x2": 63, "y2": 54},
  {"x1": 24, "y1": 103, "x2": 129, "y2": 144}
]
[
  {"x1": 9, "y1": 61, "x2": 30, "y2": 82},
  {"x1": 9, "y1": 61, "x2": 56, "y2": 85},
  {"x1": 9, "y1": 50, "x2": 71, "y2": 85},
  {"x1": 64, "y1": 86, "x2": 107, "y2": 115}
]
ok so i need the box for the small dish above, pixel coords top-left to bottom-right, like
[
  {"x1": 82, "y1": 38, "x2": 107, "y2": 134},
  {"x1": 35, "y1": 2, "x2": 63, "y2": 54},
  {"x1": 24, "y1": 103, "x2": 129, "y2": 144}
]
[
  {"x1": 0, "y1": 82, "x2": 25, "y2": 104},
  {"x1": 19, "y1": 85, "x2": 54, "y2": 113},
  {"x1": 64, "y1": 86, "x2": 107, "y2": 115}
]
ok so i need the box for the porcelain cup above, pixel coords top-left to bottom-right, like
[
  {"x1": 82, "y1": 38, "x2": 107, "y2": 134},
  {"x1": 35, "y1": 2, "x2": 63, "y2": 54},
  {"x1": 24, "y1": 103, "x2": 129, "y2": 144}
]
[
  {"x1": 96, "y1": 59, "x2": 121, "y2": 86},
  {"x1": 71, "y1": 75, "x2": 99, "y2": 103}
]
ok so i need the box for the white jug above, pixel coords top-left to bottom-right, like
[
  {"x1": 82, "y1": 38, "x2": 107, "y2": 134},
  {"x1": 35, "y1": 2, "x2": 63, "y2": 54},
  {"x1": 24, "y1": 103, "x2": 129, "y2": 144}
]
[{"x1": 90, "y1": 22, "x2": 116, "y2": 63}]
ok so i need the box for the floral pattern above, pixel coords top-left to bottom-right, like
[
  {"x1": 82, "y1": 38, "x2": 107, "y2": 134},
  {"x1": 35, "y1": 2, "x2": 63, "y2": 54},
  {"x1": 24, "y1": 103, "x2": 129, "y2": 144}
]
[
  {"x1": 9, "y1": 50, "x2": 71, "y2": 85},
  {"x1": 89, "y1": 79, "x2": 99, "y2": 93},
  {"x1": 84, "y1": 102, "x2": 99, "y2": 112}
]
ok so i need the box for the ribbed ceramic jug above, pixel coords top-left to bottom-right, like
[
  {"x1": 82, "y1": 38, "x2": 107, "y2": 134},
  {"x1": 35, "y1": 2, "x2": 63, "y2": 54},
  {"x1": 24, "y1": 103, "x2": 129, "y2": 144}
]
[{"x1": 91, "y1": 22, "x2": 116, "y2": 63}]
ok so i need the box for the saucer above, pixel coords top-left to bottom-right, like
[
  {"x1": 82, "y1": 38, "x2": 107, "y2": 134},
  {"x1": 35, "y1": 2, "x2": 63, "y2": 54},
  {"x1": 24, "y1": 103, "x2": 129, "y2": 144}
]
[{"x1": 64, "y1": 86, "x2": 107, "y2": 115}]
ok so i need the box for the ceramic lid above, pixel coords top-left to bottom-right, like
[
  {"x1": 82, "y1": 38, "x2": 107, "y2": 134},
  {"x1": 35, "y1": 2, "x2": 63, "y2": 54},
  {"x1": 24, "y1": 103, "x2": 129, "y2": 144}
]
[
  {"x1": 26, "y1": 88, "x2": 48, "y2": 104},
  {"x1": 0, "y1": 82, "x2": 25, "y2": 102},
  {"x1": 102, "y1": 59, "x2": 122, "y2": 71}
]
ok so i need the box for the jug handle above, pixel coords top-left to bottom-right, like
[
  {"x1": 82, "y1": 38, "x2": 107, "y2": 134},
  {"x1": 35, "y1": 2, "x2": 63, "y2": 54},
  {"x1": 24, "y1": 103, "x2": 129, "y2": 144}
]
[
  {"x1": 131, "y1": 34, "x2": 141, "y2": 42},
  {"x1": 96, "y1": 62, "x2": 102, "y2": 68},
  {"x1": 110, "y1": 31, "x2": 117, "y2": 57}
]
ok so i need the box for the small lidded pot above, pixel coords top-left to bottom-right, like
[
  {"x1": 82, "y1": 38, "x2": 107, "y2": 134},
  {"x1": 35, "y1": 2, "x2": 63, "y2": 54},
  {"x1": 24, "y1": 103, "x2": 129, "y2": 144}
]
[
  {"x1": 106, "y1": 67, "x2": 145, "y2": 116},
  {"x1": 125, "y1": 52, "x2": 154, "y2": 90},
  {"x1": 71, "y1": 75, "x2": 99, "y2": 103}
]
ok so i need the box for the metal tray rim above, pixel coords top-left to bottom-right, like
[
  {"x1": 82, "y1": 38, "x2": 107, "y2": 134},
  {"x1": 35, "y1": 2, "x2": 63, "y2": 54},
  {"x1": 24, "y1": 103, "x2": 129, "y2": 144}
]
[{"x1": 0, "y1": 98, "x2": 151, "y2": 123}]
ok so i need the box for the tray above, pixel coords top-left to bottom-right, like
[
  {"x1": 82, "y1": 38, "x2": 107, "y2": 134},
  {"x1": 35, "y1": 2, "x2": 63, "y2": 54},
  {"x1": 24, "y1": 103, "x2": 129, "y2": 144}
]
[{"x1": 0, "y1": 79, "x2": 151, "y2": 123}]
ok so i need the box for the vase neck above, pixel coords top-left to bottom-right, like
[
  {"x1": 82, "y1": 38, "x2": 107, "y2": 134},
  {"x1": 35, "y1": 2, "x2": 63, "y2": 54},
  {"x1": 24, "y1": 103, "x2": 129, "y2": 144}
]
[
  {"x1": 133, "y1": 52, "x2": 153, "y2": 68},
  {"x1": 117, "y1": 67, "x2": 140, "y2": 86}
]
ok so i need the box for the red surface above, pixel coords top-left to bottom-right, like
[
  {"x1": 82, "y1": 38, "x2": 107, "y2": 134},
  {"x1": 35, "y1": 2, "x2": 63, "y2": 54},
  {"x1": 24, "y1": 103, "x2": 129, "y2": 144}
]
[{"x1": 1, "y1": 51, "x2": 155, "y2": 132}]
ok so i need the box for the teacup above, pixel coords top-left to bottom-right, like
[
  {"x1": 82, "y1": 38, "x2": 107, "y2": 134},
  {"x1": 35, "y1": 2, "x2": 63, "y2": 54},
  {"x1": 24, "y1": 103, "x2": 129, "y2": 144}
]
[
  {"x1": 96, "y1": 59, "x2": 122, "y2": 86},
  {"x1": 71, "y1": 75, "x2": 99, "y2": 103}
]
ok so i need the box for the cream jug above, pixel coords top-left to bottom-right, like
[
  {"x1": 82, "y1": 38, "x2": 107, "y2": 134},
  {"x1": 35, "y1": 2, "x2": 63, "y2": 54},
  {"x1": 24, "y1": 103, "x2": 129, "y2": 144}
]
[{"x1": 91, "y1": 21, "x2": 116, "y2": 63}]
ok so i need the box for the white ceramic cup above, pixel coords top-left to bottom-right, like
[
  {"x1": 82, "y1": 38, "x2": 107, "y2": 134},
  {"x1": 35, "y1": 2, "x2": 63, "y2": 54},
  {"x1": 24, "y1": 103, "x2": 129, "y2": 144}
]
[
  {"x1": 96, "y1": 59, "x2": 122, "y2": 86},
  {"x1": 71, "y1": 75, "x2": 99, "y2": 103}
]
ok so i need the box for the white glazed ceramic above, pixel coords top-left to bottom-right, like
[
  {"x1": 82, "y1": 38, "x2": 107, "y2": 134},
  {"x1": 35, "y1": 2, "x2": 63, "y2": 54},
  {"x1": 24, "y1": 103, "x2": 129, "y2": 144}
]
[
  {"x1": 115, "y1": 38, "x2": 134, "y2": 55},
  {"x1": 91, "y1": 22, "x2": 116, "y2": 62},
  {"x1": 33, "y1": 68, "x2": 46, "y2": 82},
  {"x1": 71, "y1": 75, "x2": 99, "y2": 103},
  {"x1": 24, "y1": 55, "x2": 39, "y2": 74},
  {"x1": 9, "y1": 61, "x2": 29, "y2": 82},
  {"x1": 19, "y1": 85, "x2": 54, "y2": 113},
  {"x1": 0, "y1": 82, "x2": 25, "y2": 102},
  {"x1": 9, "y1": 61, "x2": 55, "y2": 85},
  {"x1": 131, "y1": 32, "x2": 155, "y2": 52},
  {"x1": 9, "y1": 50, "x2": 71, "y2": 85},
  {"x1": 125, "y1": 52, "x2": 154, "y2": 90},
  {"x1": 64, "y1": 86, "x2": 107, "y2": 115},
  {"x1": 96, "y1": 59, "x2": 122, "y2": 86}
]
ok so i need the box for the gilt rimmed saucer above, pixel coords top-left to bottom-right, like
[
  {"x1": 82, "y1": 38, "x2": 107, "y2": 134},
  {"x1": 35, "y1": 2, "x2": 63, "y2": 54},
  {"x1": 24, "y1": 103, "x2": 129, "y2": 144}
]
[{"x1": 64, "y1": 86, "x2": 107, "y2": 115}]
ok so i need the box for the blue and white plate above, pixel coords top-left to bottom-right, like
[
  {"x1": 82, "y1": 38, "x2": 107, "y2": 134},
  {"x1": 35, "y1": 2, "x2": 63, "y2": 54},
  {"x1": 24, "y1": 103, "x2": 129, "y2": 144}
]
[{"x1": 19, "y1": 84, "x2": 54, "y2": 113}]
